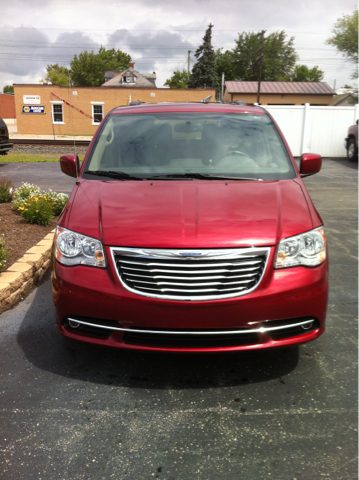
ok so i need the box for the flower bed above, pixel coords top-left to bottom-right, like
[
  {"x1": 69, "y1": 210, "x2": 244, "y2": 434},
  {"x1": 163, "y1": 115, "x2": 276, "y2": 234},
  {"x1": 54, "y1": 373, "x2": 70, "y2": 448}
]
[
  {"x1": 0, "y1": 203, "x2": 58, "y2": 270},
  {"x1": 0, "y1": 180, "x2": 68, "y2": 272}
]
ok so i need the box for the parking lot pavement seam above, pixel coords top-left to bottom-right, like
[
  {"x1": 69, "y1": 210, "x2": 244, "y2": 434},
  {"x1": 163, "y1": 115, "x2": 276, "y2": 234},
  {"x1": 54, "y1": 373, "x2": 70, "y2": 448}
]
[{"x1": 0, "y1": 229, "x2": 56, "y2": 315}]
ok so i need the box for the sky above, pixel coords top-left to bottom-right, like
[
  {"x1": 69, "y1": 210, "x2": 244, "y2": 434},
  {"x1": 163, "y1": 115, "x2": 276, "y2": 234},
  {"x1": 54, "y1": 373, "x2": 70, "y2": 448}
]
[{"x1": 0, "y1": 0, "x2": 357, "y2": 91}]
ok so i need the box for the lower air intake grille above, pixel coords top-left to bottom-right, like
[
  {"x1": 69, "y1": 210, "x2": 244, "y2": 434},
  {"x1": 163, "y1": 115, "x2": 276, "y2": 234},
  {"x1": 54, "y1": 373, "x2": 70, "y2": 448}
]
[
  {"x1": 123, "y1": 330, "x2": 259, "y2": 348},
  {"x1": 111, "y1": 247, "x2": 270, "y2": 301}
]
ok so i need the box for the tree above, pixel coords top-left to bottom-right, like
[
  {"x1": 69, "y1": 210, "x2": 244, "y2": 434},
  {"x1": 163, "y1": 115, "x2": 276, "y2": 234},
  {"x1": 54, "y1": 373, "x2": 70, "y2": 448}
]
[
  {"x1": 3, "y1": 85, "x2": 14, "y2": 94},
  {"x1": 231, "y1": 31, "x2": 297, "y2": 81},
  {"x1": 69, "y1": 46, "x2": 131, "y2": 87},
  {"x1": 326, "y1": 10, "x2": 358, "y2": 77},
  {"x1": 284, "y1": 64, "x2": 324, "y2": 82},
  {"x1": 187, "y1": 23, "x2": 218, "y2": 90},
  {"x1": 164, "y1": 70, "x2": 189, "y2": 88},
  {"x1": 214, "y1": 49, "x2": 236, "y2": 89},
  {"x1": 40, "y1": 64, "x2": 70, "y2": 86}
]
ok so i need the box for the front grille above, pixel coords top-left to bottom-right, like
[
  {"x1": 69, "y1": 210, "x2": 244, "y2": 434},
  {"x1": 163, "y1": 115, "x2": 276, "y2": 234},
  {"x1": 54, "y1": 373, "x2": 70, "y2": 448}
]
[
  {"x1": 111, "y1": 247, "x2": 270, "y2": 301},
  {"x1": 123, "y1": 330, "x2": 259, "y2": 348}
]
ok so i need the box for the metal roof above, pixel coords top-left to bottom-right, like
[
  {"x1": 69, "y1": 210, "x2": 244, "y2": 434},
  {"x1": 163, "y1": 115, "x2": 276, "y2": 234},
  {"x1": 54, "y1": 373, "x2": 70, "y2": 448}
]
[{"x1": 225, "y1": 81, "x2": 336, "y2": 95}]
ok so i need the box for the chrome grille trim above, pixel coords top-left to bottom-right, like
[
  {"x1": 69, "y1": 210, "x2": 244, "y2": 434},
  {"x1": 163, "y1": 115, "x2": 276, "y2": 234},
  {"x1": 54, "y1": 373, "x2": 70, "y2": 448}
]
[
  {"x1": 67, "y1": 317, "x2": 315, "y2": 335},
  {"x1": 110, "y1": 247, "x2": 270, "y2": 301},
  {"x1": 119, "y1": 259, "x2": 263, "y2": 268},
  {"x1": 121, "y1": 267, "x2": 260, "y2": 274},
  {"x1": 125, "y1": 272, "x2": 259, "y2": 280}
]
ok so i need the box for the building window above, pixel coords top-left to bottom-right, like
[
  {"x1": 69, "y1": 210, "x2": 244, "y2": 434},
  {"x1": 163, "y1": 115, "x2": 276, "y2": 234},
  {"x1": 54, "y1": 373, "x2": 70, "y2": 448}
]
[
  {"x1": 91, "y1": 102, "x2": 104, "y2": 124},
  {"x1": 93, "y1": 105, "x2": 103, "y2": 123},
  {"x1": 122, "y1": 75, "x2": 136, "y2": 84},
  {"x1": 52, "y1": 103, "x2": 63, "y2": 123}
]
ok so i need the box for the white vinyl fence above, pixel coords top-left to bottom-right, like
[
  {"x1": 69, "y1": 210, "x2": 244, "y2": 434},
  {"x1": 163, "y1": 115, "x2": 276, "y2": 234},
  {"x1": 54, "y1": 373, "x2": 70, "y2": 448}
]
[{"x1": 263, "y1": 104, "x2": 359, "y2": 157}]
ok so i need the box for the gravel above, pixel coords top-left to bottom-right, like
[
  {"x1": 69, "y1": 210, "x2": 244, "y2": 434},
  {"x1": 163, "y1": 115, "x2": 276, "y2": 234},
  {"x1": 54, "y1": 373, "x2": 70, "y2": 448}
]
[{"x1": 12, "y1": 144, "x2": 89, "y2": 155}]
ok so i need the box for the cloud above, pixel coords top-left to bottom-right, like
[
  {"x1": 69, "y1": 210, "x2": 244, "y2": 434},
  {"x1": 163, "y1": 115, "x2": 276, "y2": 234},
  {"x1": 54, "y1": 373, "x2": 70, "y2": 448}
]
[
  {"x1": 0, "y1": 27, "x2": 50, "y2": 76},
  {"x1": 0, "y1": 28, "x2": 101, "y2": 89},
  {"x1": 0, "y1": 0, "x2": 355, "y2": 89},
  {"x1": 107, "y1": 29, "x2": 196, "y2": 73},
  {"x1": 47, "y1": 31, "x2": 100, "y2": 62},
  {"x1": 106, "y1": 28, "x2": 199, "y2": 86}
]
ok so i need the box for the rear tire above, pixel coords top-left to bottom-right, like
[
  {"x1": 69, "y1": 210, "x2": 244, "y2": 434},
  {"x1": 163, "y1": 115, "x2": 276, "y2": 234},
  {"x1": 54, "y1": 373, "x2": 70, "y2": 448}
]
[{"x1": 347, "y1": 139, "x2": 358, "y2": 162}]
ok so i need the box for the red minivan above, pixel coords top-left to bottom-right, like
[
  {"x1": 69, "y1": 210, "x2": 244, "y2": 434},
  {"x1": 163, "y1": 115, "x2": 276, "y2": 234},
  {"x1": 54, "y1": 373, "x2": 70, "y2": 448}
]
[{"x1": 52, "y1": 103, "x2": 328, "y2": 352}]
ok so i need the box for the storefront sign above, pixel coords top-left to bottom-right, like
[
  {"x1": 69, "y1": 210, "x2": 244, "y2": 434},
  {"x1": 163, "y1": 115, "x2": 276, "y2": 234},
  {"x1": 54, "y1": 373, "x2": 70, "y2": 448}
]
[
  {"x1": 23, "y1": 95, "x2": 41, "y2": 104},
  {"x1": 21, "y1": 105, "x2": 46, "y2": 114}
]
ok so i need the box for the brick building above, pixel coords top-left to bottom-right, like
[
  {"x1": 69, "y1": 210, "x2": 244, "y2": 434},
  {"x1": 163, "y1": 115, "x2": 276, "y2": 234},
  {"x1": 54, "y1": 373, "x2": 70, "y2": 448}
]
[
  {"x1": 14, "y1": 84, "x2": 216, "y2": 135},
  {"x1": 0, "y1": 94, "x2": 16, "y2": 119},
  {"x1": 223, "y1": 81, "x2": 335, "y2": 106}
]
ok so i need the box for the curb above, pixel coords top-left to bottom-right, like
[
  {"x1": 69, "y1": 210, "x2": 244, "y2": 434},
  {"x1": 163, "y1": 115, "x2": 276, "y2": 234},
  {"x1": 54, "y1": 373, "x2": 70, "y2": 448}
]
[{"x1": 0, "y1": 229, "x2": 55, "y2": 315}]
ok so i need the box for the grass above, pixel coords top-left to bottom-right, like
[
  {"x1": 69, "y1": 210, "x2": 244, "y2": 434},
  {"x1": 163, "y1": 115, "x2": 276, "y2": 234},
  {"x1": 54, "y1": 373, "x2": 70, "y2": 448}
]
[{"x1": 0, "y1": 153, "x2": 86, "y2": 163}]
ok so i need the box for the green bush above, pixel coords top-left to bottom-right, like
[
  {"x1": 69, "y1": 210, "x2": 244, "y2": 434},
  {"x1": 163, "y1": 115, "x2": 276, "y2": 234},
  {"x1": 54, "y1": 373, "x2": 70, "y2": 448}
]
[
  {"x1": 0, "y1": 235, "x2": 9, "y2": 272},
  {"x1": 42, "y1": 190, "x2": 69, "y2": 216},
  {"x1": 18, "y1": 195, "x2": 54, "y2": 226},
  {"x1": 0, "y1": 177, "x2": 14, "y2": 203}
]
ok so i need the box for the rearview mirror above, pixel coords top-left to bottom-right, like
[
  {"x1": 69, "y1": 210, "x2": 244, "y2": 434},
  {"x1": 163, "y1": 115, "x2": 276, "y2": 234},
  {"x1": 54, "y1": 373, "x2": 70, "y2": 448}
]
[
  {"x1": 174, "y1": 123, "x2": 203, "y2": 133},
  {"x1": 60, "y1": 154, "x2": 80, "y2": 178},
  {"x1": 300, "y1": 153, "x2": 322, "y2": 177}
]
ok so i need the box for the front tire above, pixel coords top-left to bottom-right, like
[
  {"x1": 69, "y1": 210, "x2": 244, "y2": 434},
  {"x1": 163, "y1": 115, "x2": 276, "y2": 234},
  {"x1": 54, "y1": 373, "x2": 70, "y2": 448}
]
[{"x1": 347, "y1": 139, "x2": 358, "y2": 162}]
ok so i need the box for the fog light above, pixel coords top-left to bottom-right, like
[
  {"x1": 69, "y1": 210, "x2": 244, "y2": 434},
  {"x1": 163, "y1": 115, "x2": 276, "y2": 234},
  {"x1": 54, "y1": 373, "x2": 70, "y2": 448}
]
[
  {"x1": 69, "y1": 320, "x2": 80, "y2": 329},
  {"x1": 301, "y1": 321, "x2": 314, "y2": 330}
]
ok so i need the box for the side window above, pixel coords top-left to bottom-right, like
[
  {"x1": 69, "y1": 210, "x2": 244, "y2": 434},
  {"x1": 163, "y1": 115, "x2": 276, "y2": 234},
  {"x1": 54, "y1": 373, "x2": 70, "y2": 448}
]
[
  {"x1": 92, "y1": 103, "x2": 104, "y2": 124},
  {"x1": 52, "y1": 103, "x2": 63, "y2": 123}
]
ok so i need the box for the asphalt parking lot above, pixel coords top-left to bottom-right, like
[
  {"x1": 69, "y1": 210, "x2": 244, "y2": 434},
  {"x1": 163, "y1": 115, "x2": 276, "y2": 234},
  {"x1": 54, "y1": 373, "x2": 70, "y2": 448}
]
[{"x1": 0, "y1": 158, "x2": 357, "y2": 479}]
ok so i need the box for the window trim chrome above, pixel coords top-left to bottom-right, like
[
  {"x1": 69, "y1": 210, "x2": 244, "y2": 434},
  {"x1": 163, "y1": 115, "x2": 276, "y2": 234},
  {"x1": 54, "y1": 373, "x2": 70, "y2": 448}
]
[{"x1": 110, "y1": 247, "x2": 271, "y2": 301}]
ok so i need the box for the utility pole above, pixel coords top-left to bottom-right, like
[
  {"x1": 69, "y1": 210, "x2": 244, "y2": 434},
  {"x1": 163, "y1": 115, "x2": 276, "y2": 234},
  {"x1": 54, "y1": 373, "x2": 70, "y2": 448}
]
[
  {"x1": 187, "y1": 50, "x2": 191, "y2": 80},
  {"x1": 256, "y1": 30, "x2": 266, "y2": 104}
]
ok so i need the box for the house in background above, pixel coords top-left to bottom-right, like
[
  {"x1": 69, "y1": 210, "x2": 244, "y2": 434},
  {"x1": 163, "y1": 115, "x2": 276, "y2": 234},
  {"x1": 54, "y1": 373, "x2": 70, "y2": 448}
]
[
  {"x1": 223, "y1": 81, "x2": 336, "y2": 106},
  {"x1": 331, "y1": 93, "x2": 357, "y2": 106},
  {"x1": 102, "y1": 62, "x2": 157, "y2": 88}
]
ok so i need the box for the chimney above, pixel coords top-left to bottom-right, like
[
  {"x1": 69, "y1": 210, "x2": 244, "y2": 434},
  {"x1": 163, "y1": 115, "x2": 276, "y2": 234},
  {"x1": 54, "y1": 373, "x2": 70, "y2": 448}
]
[{"x1": 129, "y1": 62, "x2": 135, "y2": 69}]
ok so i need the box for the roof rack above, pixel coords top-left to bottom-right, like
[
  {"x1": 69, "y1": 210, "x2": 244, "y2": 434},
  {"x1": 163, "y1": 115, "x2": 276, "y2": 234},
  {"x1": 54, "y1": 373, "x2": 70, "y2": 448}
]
[
  {"x1": 231, "y1": 100, "x2": 247, "y2": 105},
  {"x1": 129, "y1": 101, "x2": 146, "y2": 106}
]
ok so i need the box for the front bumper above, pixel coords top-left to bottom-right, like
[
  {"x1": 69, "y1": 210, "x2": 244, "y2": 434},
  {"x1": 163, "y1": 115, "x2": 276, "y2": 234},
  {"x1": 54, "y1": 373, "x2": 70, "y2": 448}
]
[
  {"x1": 0, "y1": 142, "x2": 13, "y2": 155},
  {"x1": 52, "y1": 247, "x2": 328, "y2": 352}
]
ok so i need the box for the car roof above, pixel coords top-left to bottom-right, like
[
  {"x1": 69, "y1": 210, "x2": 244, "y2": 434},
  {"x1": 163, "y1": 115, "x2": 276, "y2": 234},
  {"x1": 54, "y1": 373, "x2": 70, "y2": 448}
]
[{"x1": 111, "y1": 102, "x2": 266, "y2": 115}]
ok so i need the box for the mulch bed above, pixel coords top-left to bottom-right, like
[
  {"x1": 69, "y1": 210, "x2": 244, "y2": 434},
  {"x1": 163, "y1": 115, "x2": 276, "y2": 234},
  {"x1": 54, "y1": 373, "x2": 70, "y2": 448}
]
[{"x1": 0, "y1": 203, "x2": 58, "y2": 270}]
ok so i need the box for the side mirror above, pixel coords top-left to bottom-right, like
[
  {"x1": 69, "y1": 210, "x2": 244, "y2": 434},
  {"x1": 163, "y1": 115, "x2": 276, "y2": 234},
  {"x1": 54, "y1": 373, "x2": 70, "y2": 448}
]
[
  {"x1": 356, "y1": 119, "x2": 358, "y2": 125},
  {"x1": 300, "y1": 153, "x2": 322, "y2": 177},
  {"x1": 60, "y1": 154, "x2": 80, "y2": 178}
]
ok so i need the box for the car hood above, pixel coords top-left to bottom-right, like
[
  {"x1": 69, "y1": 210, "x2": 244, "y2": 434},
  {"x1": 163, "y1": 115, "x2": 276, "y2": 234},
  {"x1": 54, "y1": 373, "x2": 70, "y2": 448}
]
[{"x1": 66, "y1": 179, "x2": 313, "y2": 248}]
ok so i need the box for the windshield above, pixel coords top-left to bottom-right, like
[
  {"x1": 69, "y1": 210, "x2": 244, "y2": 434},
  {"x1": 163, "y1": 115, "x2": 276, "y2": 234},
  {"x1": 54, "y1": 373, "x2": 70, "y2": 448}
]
[{"x1": 84, "y1": 112, "x2": 296, "y2": 180}]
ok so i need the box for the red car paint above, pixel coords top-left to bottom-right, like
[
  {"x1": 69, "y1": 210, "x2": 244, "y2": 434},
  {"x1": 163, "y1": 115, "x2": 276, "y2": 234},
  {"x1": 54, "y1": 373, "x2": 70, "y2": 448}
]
[{"x1": 52, "y1": 103, "x2": 328, "y2": 352}]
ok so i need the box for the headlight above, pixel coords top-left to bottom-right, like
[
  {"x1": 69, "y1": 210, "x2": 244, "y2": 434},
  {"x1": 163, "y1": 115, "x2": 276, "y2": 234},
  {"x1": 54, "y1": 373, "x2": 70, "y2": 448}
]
[
  {"x1": 55, "y1": 226, "x2": 106, "y2": 267},
  {"x1": 275, "y1": 227, "x2": 326, "y2": 268}
]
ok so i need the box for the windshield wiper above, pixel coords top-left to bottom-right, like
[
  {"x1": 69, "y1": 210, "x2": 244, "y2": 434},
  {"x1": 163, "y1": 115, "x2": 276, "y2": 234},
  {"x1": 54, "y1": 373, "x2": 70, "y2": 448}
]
[
  {"x1": 144, "y1": 173, "x2": 263, "y2": 181},
  {"x1": 84, "y1": 170, "x2": 143, "y2": 180}
]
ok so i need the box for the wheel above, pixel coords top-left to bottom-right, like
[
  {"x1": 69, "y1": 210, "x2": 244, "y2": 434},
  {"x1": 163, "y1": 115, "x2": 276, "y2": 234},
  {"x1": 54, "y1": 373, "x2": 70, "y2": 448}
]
[{"x1": 347, "y1": 139, "x2": 358, "y2": 162}]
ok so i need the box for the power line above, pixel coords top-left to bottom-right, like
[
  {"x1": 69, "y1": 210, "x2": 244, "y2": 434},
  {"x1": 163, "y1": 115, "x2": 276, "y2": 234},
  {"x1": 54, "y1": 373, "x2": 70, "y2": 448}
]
[{"x1": 0, "y1": 25, "x2": 332, "y2": 35}]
